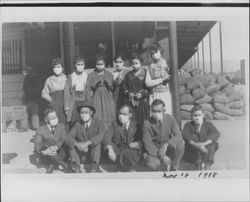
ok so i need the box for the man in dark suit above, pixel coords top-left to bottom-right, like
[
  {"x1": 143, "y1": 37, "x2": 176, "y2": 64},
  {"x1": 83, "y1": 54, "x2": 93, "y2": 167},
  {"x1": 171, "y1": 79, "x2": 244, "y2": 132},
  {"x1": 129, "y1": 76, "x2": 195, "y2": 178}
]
[
  {"x1": 103, "y1": 104, "x2": 141, "y2": 172},
  {"x1": 182, "y1": 105, "x2": 220, "y2": 170},
  {"x1": 34, "y1": 108, "x2": 69, "y2": 173},
  {"x1": 142, "y1": 99, "x2": 185, "y2": 171},
  {"x1": 64, "y1": 102, "x2": 105, "y2": 173}
]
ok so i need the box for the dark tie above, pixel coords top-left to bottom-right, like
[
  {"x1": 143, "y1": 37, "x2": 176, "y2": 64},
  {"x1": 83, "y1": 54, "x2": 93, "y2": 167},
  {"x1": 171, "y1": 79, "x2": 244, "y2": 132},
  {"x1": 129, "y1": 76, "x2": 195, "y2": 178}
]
[
  {"x1": 195, "y1": 124, "x2": 201, "y2": 134},
  {"x1": 51, "y1": 127, "x2": 55, "y2": 135}
]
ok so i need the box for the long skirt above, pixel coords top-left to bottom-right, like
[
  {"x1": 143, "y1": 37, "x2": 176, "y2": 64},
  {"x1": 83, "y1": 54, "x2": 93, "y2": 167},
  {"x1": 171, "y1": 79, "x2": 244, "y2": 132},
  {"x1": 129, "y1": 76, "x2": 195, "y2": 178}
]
[
  {"x1": 149, "y1": 91, "x2": 172, "y2": 114},
  {"x1": 50, "y1": 91, "x2": 66, "y2": 125}
]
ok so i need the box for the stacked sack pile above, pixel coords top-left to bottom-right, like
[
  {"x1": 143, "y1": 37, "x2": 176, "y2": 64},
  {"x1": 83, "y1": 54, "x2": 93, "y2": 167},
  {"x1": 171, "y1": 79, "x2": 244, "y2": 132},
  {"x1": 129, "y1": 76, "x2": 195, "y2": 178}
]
[{"x1": 179, "y1": 68, "x2": 246, "y2": 120}]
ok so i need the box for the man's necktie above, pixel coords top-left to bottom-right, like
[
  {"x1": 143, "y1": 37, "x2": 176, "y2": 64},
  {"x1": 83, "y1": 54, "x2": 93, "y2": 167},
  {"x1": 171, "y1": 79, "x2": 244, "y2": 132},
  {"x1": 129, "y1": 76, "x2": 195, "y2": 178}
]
[{"x1": 51, "y1": 127, "x2": 55, "y2": 134}]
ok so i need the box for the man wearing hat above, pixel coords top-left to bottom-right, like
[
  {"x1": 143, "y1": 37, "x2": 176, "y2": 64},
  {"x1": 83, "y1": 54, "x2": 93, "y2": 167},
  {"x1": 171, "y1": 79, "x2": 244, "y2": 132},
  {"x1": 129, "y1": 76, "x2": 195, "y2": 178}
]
[
  {"x1": 64, "y1": 102, "x2": 105, "y2": 173},
  {"x1": 182, "y1": 105, "x2": 220, "y2": 170}
]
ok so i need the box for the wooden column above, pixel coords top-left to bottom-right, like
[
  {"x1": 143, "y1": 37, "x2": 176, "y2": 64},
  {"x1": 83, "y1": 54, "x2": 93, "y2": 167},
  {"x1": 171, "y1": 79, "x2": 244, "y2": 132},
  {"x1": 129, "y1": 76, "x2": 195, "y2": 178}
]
[
  {"x1": 59, "y1": 22, "x2": 65, "y2": 67},
  {"x1": 63, "y1": 22, "x2": 75, "y2": 75},
  {"x1": 197, "y1": 46, "x2": 200, "y2": 69},
  {"x1": 202, "y1": 39, "x2": 205, "y2": 74},
  {"x1": 209, "y1": 31, "x2": 213, "y2": 74},
  {"x1": 168, "y1": 21, "x2": 181, "y2": 126},
  {"x1": 111, "y1": 21, "x2": 116, "y2": 63},
  {"x1": 219, "y1": 21, "x2": 224, "y2": 76}
]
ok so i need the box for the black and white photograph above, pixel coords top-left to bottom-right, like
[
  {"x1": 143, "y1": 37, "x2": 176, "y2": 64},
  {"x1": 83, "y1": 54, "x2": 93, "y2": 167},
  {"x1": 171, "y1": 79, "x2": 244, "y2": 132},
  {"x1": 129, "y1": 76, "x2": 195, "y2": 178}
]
[{"x1": 1, "y1": 5, "x2": 249, "y2": 202}]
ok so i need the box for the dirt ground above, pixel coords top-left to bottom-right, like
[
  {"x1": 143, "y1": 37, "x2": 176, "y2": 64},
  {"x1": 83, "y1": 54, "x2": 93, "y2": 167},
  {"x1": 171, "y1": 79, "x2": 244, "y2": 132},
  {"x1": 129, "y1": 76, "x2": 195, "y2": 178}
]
[{"x1": 1, "y1": 119, "x2": 248, "y2": 174}]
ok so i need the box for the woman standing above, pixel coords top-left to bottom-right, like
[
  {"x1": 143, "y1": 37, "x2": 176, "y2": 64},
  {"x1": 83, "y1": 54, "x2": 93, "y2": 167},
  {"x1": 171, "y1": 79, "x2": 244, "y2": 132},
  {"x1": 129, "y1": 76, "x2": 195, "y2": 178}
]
[
  {"x1": 122, "y1": 55, "x2": 150, "y2": 128},
  {"x1": 86, "y1": 56, "x2": 116, "y2": 130},
  {"x1": 42, "y1": 58, "x2": 67, "y2": 125}
]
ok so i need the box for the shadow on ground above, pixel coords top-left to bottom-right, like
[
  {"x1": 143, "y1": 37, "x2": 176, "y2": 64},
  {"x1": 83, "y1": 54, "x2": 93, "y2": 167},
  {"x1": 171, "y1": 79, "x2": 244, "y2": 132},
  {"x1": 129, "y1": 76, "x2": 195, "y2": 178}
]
[{"x1": 2, "y1": 153, "x2": 18, "y2": 164}]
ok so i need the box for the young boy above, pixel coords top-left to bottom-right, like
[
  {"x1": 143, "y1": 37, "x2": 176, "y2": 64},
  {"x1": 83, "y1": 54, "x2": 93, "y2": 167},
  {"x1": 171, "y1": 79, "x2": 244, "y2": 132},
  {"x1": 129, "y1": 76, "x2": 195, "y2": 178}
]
[
  {"x1": 22, "y1": 65, "x2": 42, "y2": 130},
  {"x1": 182, "y1": 105, "x2": 220, "y2": 170},
  {"x1": 64, "y1": 102, "x2": 105, "y2": 173},
  {"x1": 34, "y1": 108, "x2": 69, "y2": 173},
  {"x1": 103, "y1": 104, "x2": 141, "y2": 172}
]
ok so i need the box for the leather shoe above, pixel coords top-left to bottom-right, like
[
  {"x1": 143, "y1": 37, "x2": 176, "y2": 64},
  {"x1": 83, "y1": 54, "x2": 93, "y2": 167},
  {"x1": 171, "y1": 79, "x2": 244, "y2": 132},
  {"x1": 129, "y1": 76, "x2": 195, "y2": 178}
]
[
  {"x1": 70, "y1": 162, "x2": 82, "y2": 173},
  {"x1": 46, "y1": 164, "x2": 54, "y2": 174}
]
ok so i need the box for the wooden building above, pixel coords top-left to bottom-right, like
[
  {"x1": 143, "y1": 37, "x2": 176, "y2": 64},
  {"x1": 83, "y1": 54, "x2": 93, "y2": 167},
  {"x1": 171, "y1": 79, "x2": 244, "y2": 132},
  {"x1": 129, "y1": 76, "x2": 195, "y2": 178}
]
[{"x1": 1, "y1": 21, "x2": 216, "y2": 124}]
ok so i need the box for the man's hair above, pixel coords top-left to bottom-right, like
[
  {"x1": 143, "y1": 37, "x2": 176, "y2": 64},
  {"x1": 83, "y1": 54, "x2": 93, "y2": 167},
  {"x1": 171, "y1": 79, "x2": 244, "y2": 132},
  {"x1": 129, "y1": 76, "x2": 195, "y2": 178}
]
[
  {"x1": 52, "y1": 58, "x2": 62, "y2": 67},
  {"x1": 43, "y1": 107, "x2": 56, "y2": 119},
  {"x1": 74, "y1": 56, "x2": 85, "y2": 65},
  {"x1": 190, "y1": 105, "x2": 204, "y2": 115},
  {"x1": 151, "y1": 99, "x2": 165, "y2": 108},
  {"x1": 120, "y1": 104, "x2": 133, "y2": 113}
]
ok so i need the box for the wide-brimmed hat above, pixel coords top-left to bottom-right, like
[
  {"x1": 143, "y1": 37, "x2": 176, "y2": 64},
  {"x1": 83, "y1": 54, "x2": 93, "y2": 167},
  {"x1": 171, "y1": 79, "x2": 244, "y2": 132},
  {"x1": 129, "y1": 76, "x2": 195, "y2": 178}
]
[{"x1": 77, "y1": 101, "x2": 96, "y2": 114}]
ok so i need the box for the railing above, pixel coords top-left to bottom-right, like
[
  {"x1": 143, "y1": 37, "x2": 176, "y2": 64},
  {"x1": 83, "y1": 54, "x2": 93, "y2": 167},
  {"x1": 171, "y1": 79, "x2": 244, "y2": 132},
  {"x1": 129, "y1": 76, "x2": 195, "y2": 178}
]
[{"x1": 2, "y1": 38, "x2": 23, "y2": 74}]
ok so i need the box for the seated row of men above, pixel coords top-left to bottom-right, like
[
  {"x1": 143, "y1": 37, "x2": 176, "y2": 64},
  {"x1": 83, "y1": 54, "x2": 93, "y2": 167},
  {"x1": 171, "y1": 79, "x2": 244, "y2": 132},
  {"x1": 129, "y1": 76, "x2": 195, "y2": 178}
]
[{"x1": 34, "y1": 99, "x2": 220, "y2": 173}]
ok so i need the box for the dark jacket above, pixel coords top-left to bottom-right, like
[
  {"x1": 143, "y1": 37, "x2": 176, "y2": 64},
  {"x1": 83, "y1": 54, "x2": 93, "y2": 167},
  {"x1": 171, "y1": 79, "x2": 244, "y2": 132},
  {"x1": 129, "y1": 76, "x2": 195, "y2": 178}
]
[
  {"x1": 103, "y1": 120, "x2": 140, "y2": 154},
  {"x1": 142, "y1": 114, "x2": 184, "y2": 157},
  {"x1": 23, "y1": 73, "x2": 42, "y2": 103},
  {"x1": 182, "y1": 120, "x2": 220, "y2": 143},
  {"x1": 65, "y1": 118, "x2": 105, "y2": 148},
  {"x1": 34, "y1": 123, "x2": 66, "y2": 153}
]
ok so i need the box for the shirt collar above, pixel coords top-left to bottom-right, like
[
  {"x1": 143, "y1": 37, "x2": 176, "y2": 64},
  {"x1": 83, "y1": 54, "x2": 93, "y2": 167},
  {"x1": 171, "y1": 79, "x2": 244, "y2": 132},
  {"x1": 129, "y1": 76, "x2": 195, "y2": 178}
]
[{"x1": 84, "y1": 119, "x2": 92, "y2": 127}]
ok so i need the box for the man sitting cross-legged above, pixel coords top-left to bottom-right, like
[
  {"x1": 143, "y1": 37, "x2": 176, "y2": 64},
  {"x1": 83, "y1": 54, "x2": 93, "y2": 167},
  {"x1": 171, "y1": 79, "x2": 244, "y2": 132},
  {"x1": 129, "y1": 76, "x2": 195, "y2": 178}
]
[
  {"x1": 103, "y1": 104, "x2": 142, "y2": 172},
  {"x1": 34, "y1": 108, "x2": 69, "y2": 173},
  {"x1": 64, "y1": 102, "x2": 105, "y2": 173}
]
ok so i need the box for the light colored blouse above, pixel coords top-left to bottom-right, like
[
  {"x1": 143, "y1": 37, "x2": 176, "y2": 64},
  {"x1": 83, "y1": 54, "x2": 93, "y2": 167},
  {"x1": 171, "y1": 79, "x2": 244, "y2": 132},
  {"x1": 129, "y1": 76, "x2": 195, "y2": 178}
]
[
  {"x1": 42, "y1": 74, "x2": 67, "y2": 96},
  {"x1": 71, "y1": 71, "x2": 88, "y2": 91}
]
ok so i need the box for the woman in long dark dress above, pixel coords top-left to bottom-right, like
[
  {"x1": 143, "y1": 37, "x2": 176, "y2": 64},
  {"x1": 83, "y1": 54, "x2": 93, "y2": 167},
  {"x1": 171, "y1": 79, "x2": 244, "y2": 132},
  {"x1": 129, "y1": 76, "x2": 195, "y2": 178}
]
[
  {"x1": 42, "y1": 58, "x2": 67, "y2": 125},
  {"x1": 122, "y1": 55, "x2": 150, "y2": 128},
  {"x1": 86, "y1": 56, "x2": 116, "y2": 130}
]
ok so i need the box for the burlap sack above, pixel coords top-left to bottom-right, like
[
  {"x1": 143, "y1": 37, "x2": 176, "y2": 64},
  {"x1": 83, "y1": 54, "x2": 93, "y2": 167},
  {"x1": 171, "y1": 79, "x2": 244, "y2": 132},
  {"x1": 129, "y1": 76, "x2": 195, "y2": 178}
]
[
  {"x1": 226, "y1": 90, "x2": 243, "y2": 102},
  {"x1": 230, "y1": 109, "x2": 244, "y2": 116},
  {"x1": 214, "y1": 103, "x2": 231, "y2": 115},
  {"x1": 200, "y1": 103, "x2": 215, "y2": 112},
  {"x1": 179, "y1": 85, "x2": 186, "y2": 95},
  {"x1": 220, "y1": 83, "x2": 234, "y2": 94},
  {"x1": 212, "y1": 94, "x2": 231, "y2": 104},
  {"x1": 180, "y1": 104, "x2": 194, "y2": 112},
  {"x1": 179, "y1": 77, "x2": 188, "y2": 86},
  {"x1": 206, "y1": 83, "x2": 220, "y2": 95},
  {"x1": 195, "y1": 94, "x2": 212, "y2": 104},
  {"x1": 204, "y1": 110, "x2": 214, "y2": 120},
  {"x1": 227, "y1": 100, "x2": 243, "y2": 109},
  {"x1": 180, "y1": 110, "x2": 191, "y2": 120},
  {"x1": 186, "y1": 77, "x2": 202, "y2": 90},
  {"x1": 191, "y1": 68, "x2": 202, "y2": 76},
  {"x1": 213, "y1": 111, "x2": 231, "y2": 120},
  {"x1": 180, "y1": 93, "x2": 195, "y2": 104},
  {"x1": 197, "y1": 75, "x2": 212, "y2": 88},
  {"x1": 192, "y1": 87, "x2": 207, "y2": 100},
  {"x1": 216, "y1": 75, "x2": 229, "y2": 88}
]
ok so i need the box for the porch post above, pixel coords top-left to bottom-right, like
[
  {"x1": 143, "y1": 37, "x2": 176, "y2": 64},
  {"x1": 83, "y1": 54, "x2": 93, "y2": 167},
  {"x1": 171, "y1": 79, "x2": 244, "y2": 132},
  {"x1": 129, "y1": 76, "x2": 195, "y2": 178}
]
[
  {"x1": 59, "y1": 22, "x2": 65, "y2": 67},
  {"x1": 168, "y1": 21, "x2": 181, "y2": 126},
  {"x1": 111, "y1": 21, "x2": 116, "y2": 63},
  {"x1": 63, "y1": 22, "x2": 75, "y2": 75},
  {"x1": 209, "y1": 31, "x2": 213, "y2": 74},
  {"x1": 202, "y1": 39, "x2": 205, "y2": 74},
  {"x1": 219, "y1": 21, "x2": 224, "y2": 76}
]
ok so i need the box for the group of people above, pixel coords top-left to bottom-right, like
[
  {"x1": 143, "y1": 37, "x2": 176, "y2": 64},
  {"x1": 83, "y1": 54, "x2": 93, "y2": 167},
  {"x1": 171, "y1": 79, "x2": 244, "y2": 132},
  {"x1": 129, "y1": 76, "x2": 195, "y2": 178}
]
[{"x1": 24, "y1": 42, "x2": 220, "y2": 173}]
